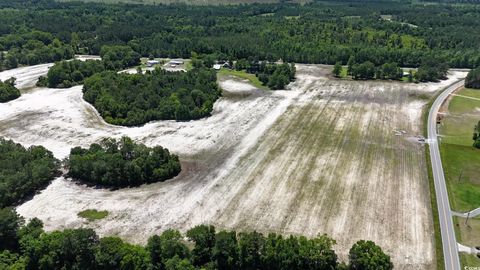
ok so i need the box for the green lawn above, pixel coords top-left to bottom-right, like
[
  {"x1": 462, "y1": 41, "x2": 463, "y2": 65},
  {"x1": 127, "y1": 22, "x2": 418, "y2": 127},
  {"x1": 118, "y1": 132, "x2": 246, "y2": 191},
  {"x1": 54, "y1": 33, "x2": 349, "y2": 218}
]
[
  {"x1": 460, "y1": 254, "x2": 480, "y2": 268},
  {"x1": 440, "y1": 88, "x2": 480, "y2": 268},
  {"x1": 217, "y1": 69, "x2": 268, "y2": 90},
  {"x1": 78, "y1": 209, "x2": 109, "y2": 221},
  {"x1": 440, "y1": 88, "x2": 480, "y2": 212}
]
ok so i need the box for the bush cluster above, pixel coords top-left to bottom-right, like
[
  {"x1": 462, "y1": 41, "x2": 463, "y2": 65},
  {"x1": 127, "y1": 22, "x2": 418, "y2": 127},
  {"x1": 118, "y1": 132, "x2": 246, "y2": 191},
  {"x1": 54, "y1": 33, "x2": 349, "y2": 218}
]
[{"x1": 0, "y1": 78, "x2": 20, "y2": 102}]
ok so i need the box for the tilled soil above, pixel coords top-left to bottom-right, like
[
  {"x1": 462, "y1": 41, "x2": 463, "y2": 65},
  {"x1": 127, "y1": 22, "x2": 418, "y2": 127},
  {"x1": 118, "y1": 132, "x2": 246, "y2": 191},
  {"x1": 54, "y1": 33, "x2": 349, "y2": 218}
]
[{"x1": 0, "y1": 63, "x2": 467, "y2": 269}]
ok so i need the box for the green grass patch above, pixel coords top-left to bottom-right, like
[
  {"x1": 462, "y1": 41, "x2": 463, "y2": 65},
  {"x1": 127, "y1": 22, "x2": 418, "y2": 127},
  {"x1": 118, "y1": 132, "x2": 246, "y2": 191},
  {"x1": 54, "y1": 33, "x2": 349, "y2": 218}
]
[
  {"x1": 460, "y1": 254, "x2": 480, "y2": 268},
  {"x1": 78, "y1": 209, "x2": 109, "y2": 221},
  {"x1": 217, "y1": 68, "x2": 268, "y2": 90},
  {"x1": 447, "y1": 88, "x2": 480, "y2": 114},
  {"x1": 340, "y1": 66, "x2": 347, "y2": 78},
  {"x1": 184, "y1": 60, "x2": 193, "y2": 71},
  {"x1": 440, "y1": 88, "x2": 480, "y2": 212}
]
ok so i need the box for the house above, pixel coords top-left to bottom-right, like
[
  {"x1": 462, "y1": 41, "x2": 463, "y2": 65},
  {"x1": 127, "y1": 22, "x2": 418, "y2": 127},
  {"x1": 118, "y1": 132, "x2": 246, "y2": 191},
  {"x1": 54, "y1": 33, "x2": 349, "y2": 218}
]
[
  {"x1": 213, "y1": 64, "x2": 222, "y2": 70},
  {"x1": 169, "y1": 59, "x2": 184, "y2": 65},
  {"x1": 146, "y1": 60, "x2": 160, "y2": 67}
]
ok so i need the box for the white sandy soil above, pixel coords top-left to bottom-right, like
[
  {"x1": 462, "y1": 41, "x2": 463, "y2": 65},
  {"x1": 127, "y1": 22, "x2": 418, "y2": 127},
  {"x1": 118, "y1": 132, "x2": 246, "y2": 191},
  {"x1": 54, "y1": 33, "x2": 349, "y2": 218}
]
[{"x1": 0, "y1": 63, "x2": 467, "y2": 269}]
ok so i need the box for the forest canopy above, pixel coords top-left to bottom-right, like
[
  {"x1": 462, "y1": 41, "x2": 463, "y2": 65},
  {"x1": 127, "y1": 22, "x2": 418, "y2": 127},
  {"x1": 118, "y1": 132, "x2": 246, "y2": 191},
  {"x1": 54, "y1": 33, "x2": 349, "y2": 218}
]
[
  {"x1": 37, "y1": 45, "x2": 140, "y2": 88},
  {"x1": 67, "y1": 136, "x2": 181, "y2": 187},
  {"x1": 0, "y1": 0, "x2": 479, "y2": 69},
  {"x1": 0, "y1": 78, "x2": 20, "y2": 102},
  {"x1": 0, "y1": 30, "x2": 73, "y2": 71},
  {"x1": 37, "y1": 59, "x2": 105, "y2": 88},
  {"x1": 83, "y1": 67, "x2": 221, "y2": 126},
  {"x1": 99, "y1": 45, "x2": 140, "y2": 70},
  {"x1": 0, "y1": 138, "x2": 59, "y2": 208}
]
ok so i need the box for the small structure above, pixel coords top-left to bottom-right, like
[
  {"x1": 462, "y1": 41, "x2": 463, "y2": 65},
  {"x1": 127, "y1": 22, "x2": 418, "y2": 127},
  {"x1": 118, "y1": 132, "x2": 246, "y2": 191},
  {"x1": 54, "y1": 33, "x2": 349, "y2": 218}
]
[
  {"x1": 213, "y1": 62, "x2": 231, "y2": 70},
  {"x1": 169, "y1": 59, "x2": 184, "y2": 65},
  {"x1": 146, "y1": 60, "x2": 160, "y2": 67}
]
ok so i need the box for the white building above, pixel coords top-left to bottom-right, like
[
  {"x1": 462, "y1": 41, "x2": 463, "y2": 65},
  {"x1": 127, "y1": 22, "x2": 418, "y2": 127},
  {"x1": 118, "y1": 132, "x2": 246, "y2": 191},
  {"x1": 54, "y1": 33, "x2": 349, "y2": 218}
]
[{"x1": 146, "y1": 60, "x2": 160, "y2": 67}]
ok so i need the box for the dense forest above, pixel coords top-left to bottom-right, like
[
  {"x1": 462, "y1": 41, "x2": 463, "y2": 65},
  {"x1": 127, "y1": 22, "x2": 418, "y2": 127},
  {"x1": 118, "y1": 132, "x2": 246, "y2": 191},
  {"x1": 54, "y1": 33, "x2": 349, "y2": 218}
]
[
  {"x1": 0, "y1": 138, "x2": 59, "y2": 208},
  {"x1": 37, "y1": 59, "x2": 105, "y2": 88},
  {"x1": 0, "y1": 0, "x2": 479, "y2": 70},
  {"x1": 67, "y1": 137, "x2": 181, "y2": 187},
  {"x1": 38, "y1": 45, "x2": 140, "y2": 88},
  {"x1": 0, "y1": 209, "x2": 393, "y2": 270},
  {"x1": 466, "y1": 68, "x2": 480, "y2": 89},
  {"x1": 83, "y1": 67, "x2": 220, "y2": 126},
  {"x1": 0, "y1": 78, "x2": 21, "y2": 102},
  {"x1": 0, "y1": 30, "x2": 73, "y2": 71}
]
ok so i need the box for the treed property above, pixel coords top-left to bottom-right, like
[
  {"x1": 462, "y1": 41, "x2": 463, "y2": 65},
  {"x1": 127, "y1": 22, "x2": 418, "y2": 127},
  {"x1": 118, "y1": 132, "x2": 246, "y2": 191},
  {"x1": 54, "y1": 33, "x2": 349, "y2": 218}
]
[{"x1": 1, "y1": 0, "x2": 480, "y2": 269}]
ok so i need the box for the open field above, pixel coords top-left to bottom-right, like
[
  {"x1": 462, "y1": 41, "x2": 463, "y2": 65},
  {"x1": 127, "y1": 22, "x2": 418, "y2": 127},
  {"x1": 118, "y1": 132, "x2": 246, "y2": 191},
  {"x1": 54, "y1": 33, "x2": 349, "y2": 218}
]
[
  {"x1": 0, "y1": 62, "x2": 467, "y2": 268},
  {"x1": 439, "y1": 88, "x2": 480, "y2": 267}
]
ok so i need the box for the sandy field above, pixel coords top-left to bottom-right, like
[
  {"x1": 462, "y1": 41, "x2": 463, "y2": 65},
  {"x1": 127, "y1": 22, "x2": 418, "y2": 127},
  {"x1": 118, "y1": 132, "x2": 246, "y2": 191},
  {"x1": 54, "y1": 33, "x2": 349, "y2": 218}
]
[{"x1": 0, "y1": 62, "x2": 467, "y2": 269}]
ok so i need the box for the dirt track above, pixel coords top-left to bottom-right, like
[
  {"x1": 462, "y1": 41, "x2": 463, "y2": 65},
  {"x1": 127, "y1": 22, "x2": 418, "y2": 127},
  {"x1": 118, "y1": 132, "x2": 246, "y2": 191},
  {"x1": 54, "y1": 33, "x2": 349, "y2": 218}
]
[{"x1": 0, "y1": 63, "x2": 467, "y2": 269}]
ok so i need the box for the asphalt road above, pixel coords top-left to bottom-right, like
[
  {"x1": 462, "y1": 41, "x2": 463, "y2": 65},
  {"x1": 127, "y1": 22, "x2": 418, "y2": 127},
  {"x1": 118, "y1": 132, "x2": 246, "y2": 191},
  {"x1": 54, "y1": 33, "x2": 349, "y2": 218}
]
[
  {"x1": 452, "y1": 207, "x2": 480, "y2": 218},
  {"x1": 427, "y1": 80, "x2": 465, "y2": 270}
]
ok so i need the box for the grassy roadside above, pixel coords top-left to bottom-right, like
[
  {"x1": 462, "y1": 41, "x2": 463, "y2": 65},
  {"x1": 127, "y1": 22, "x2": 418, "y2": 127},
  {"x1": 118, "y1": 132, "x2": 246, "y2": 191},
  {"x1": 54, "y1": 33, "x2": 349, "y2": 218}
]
[
  {"x1": 455, "y1": 215, "x2": 480, "y2": 267},
  {"x1": 437, "y1": 87, "x2": 480, "y2": 267},
  {"x1": 440, "y1": 88, "x2": 480, "y2": 212},
  {"x1": 423, "y1": 92, "x2": 445, "y2": 269},
  {"x1": 425, "y1": 146, "x2": 446, "y2": 270},
  {"x1": 217, "y1": 68, "x2": 268, "y2": 90}
]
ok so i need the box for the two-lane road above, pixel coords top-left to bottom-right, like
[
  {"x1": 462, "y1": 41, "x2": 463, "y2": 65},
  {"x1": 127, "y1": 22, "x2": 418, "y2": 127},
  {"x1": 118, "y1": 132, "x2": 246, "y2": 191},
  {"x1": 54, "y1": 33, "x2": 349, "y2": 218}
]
[{"x1": 427, "y1": 80, "x2": 465, "y2": 270}]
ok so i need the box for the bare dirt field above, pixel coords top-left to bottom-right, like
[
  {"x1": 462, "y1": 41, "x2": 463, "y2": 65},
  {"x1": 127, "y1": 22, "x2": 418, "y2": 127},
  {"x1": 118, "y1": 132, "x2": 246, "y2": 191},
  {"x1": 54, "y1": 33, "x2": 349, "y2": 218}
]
[{"x1": 0, "y1": 63, "x2": 467, "y2": 269}]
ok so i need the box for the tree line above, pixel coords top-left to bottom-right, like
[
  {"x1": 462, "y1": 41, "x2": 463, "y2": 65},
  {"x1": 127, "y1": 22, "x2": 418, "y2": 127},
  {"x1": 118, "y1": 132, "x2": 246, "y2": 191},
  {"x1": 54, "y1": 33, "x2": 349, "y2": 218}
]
[
  {"x1": 334, "y1": 57, "x2": 449, "y2": 82},
  {"x1": 67, "y1": 136, "x2": 181, "y2": 188},
  {"x1": 0, "y1": 209, "x2": 393, "y2": 270},
  {"x1": 0, "y1": 78, "x2": 20, "y2": 102},
  {"x1": 83, "y1": 67, "x2": 221, "y2": 126}
]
